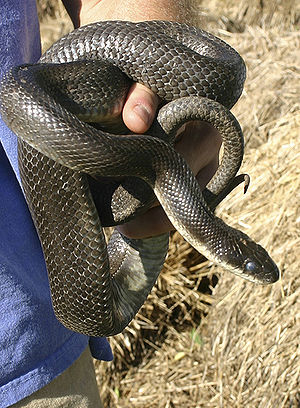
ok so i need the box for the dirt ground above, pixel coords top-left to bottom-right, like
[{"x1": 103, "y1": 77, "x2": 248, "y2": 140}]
[{"x1": 37, "y1": 1, "x2": 300, "y2": 407}]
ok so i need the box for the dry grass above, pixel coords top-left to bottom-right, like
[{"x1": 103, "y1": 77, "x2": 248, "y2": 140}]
[{"x1": 37, "y1": 1, "x2": 300, "y2": 407}]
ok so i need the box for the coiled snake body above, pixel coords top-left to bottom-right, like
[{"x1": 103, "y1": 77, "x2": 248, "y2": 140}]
[{"x1": 0, "y1": 21, "x2": 279, "y2": 336}]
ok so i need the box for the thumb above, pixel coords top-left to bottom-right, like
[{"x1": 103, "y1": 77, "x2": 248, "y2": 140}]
[{"x1": 122, "y1": 83, "x2": 159, "y2": 133}]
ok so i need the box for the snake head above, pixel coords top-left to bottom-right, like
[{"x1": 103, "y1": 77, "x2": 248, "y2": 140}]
[{"x1": 228, "y1": 233, "x2": 280, "y2": 284}]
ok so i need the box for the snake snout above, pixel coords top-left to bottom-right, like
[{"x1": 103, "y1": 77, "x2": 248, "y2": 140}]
[
  {"x1": 243, "y1": 257, "x2": 280, "y2": 284},
  {"x1": 238, "y1": 238, "x2": 280, "y2": 284}
]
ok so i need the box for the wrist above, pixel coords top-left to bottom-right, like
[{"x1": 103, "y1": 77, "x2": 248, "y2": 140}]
[{"x1": 77, "y1": 0, "x2": 191, "y2": 27}]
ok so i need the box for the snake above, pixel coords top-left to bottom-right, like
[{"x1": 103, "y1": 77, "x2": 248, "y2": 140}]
[{"x1": 0, "y1": 21, "x2": 279, "y2": 336}]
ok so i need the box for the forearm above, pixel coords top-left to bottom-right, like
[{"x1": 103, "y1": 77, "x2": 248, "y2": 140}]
[{"x1": 62, "y1": 0, "x2": 192, "y2": 28}]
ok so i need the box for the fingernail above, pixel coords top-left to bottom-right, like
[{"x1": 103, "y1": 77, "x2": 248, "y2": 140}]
[{"x1": 133, "y1": 103, "x2": 152, "y2": 128}]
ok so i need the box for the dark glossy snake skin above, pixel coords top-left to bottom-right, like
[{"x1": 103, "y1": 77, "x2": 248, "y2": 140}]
[{"x1": 0, "y1": 21, "x2": 279, "y2": 336}]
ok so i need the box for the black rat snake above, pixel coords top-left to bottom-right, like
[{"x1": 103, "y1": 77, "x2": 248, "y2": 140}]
[{"x1": 0, "y1": 21, "x2": 279, "y2": 336}]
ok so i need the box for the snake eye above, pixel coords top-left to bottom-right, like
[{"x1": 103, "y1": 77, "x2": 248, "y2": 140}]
[{"x1": 244, "y1": 260, "x2": 258, "y2": 273}]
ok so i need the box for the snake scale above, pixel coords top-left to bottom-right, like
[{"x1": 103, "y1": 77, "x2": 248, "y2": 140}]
[{"x1": 0, "y1": 21, "x2": 279, "y2": 336}]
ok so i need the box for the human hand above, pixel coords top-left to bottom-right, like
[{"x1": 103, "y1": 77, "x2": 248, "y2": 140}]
[{"x1": 62, "y1": 0, "x2": 222, "y2": 239}]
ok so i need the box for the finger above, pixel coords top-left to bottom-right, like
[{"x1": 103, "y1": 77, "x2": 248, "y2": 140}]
[
  {"x1": 122, "y1": 83, "x2": 160, "y2": 133},
  {"x1": 195, "y1": 156, "x2": 219, "y2": 190},
  {"x1": 175, "y1": 121, "x2": 222, "y2": 175},
  {"x1": 117, "y1": 205, "x2": 174, "y2": 239}
]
